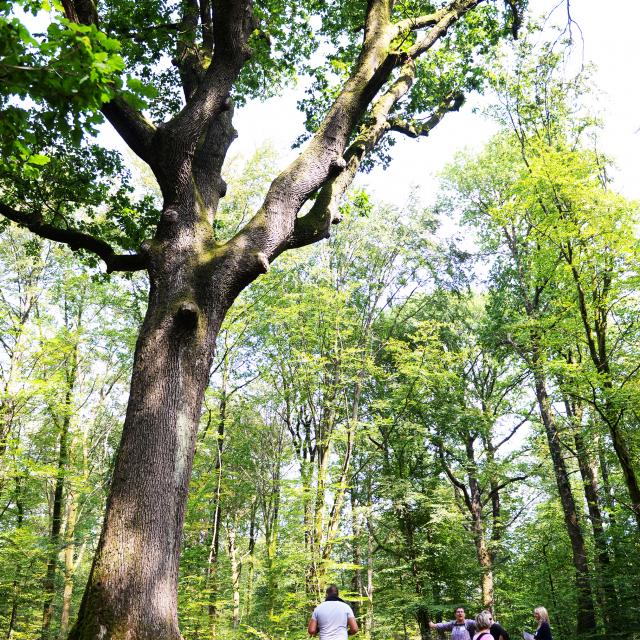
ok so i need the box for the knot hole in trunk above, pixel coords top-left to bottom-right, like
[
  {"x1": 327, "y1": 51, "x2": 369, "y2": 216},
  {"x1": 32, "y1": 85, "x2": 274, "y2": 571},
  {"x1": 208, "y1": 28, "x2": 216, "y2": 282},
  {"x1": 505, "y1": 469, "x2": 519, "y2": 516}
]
[{"x1": 174, "y1": 301, "x2": 200, "y2": 333}]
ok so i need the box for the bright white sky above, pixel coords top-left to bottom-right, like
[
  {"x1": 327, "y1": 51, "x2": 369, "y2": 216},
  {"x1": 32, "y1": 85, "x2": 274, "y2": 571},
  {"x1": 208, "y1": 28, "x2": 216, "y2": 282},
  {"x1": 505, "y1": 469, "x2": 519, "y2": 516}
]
[{"x1": 227, "y1": 0, "x2": 640, "y2": 209}]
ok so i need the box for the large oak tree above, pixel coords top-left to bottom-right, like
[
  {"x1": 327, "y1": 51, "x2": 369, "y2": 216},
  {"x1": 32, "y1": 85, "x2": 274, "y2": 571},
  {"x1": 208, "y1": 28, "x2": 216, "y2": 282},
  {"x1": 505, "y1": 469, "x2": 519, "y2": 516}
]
[{"x1": 1, "y1": 0, "x2": 523, "y2": 638}]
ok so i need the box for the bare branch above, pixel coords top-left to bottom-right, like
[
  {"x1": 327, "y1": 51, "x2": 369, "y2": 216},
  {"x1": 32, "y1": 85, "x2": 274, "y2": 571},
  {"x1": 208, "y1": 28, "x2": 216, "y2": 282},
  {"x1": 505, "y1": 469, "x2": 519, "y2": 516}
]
[
  {"x1": 480, "y1": 471, "x2": 535, "y2": 507},
  {"x1": 0, "y1": 203, "x2": 148, "y2": 273},
  {"x1": 389, "y1": 92, "x2": 465, "y2": 139},
  {"x1": 438, "y1": 446, "x2": 472, "y2": 511}
]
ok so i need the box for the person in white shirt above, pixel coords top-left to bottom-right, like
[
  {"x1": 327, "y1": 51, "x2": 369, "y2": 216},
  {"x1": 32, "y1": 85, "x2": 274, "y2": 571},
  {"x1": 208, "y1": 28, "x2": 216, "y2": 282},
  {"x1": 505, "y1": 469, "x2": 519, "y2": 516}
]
[{"x1": 308, "y1": 585, "x2": 358, "y2": 640}]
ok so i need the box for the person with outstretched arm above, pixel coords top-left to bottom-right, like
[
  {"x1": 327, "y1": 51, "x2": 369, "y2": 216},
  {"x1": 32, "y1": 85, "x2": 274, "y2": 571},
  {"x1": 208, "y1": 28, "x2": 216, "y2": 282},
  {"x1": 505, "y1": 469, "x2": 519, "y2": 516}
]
[
  {"x1": 429, "y1": 607, "x2": 476, "y2": 640},
  {"x1": 308, "y1": 585, "x2": 358, "y2": 639}
]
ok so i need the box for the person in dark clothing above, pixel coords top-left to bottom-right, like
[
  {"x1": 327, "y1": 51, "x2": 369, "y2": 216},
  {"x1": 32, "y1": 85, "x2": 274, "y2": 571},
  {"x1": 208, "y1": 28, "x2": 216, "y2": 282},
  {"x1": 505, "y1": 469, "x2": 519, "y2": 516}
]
[
  {"x1": 532, "y1": 607, "x2": 552, "y2": 640},
  {"x1": 490, "y1": 619, "x2": 509, "y2": 640},
  {"x1": 477, "y1": 611, "x2": 509, "y2": 640}
]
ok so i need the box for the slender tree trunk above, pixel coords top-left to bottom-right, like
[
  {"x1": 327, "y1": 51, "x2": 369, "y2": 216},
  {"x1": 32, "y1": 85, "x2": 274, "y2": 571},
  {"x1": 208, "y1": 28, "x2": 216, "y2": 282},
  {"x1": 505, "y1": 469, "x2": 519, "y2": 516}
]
[
  {"x1": 598, "y1": 439, "x2": 617, "y2": 527},
  {"x1": 568, "y1": 263, "x2": 640, "y2": 527},
  {"x1": 366, "y1": 520, "x2": 374, "y2": 638},
  {"x1": 322, "y1": 378, "x2": 360, "y2": 562},
  {"x1": 42, "y1": 373, "x2": 76, "y2": 639},
  {"x1": 301, "y1": 458, "x2": 315, "y2": 598},
  {"x1": 226, "y1": 522, "x2": 241, "y2": 629},
  {"x1": 264, "y1": 471, "x2": 280, "y2": 617},
  {"x1": 602, "y1": 398, "x2": 640, "y2": 528},
  {"x1": 399, "y1": 506, "x2": 430, "y2": 640},
  {"x1": 243, "y1": 505, "x2": 257, "y2": 621},
  {"x1": 6, "y1": 477, "x2": 24, "y2": 640},
  {"x1": 60, "y1": 490, "x2": 80, "y2": 638},
  {"x1": 206, "y1": 374, "x2": 227, "y2": 639},
  {"x1": 532, "y1": 365, "x2": 596, "y2": 635},
  {"x1": 466, "y1": 437, "x2": 494, "y2": 609},
  {"x1": 350, "y1": 488, "x2": 363, "y2": 621},
  {"x1": 566, "y1": 401, "x2": 618, "y2": 629}
]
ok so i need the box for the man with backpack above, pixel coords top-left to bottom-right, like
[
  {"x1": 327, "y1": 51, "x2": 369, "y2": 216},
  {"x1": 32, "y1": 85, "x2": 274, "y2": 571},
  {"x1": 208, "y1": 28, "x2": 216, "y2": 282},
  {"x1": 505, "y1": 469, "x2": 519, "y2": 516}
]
[{"x1": 429, "y1": 607, "x2": 476, "y2": 640}]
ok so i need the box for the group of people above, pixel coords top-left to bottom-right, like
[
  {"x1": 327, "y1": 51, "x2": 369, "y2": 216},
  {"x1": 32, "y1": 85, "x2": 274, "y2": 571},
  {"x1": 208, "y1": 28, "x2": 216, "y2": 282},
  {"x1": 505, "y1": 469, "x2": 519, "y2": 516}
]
[
  {"x1": 429, "y1": 606, "x2": 552, "y2": 640},
  {"x1": 307, "y1": 585, "x2": 552, "y2": 640}
]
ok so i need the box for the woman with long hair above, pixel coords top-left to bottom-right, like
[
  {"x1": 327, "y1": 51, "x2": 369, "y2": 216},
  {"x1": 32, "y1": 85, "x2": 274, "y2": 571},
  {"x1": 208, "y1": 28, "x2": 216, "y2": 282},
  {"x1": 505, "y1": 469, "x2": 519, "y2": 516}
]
[{"x1": 533, "y1": 607, "x2": 552, "y2": 640}]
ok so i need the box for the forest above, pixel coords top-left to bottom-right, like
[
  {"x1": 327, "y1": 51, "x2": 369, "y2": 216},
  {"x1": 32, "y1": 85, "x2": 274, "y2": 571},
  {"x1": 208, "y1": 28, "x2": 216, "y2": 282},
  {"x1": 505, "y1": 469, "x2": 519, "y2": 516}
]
[{"x1": 1, "y1": 0, "x2": 639, "y2": 639}]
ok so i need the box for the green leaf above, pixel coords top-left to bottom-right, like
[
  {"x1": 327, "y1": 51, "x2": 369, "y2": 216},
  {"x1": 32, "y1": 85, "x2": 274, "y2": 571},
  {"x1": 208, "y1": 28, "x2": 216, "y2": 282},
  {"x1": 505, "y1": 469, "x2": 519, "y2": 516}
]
[{"x1": 27, "y1": 153, "x2": 51, "y2": 166}]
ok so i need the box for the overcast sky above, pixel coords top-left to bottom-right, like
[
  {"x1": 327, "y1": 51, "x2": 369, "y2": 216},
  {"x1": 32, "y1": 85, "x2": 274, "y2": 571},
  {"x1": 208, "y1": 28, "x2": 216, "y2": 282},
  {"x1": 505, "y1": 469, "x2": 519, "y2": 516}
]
[{"x1": 228, "y1": 0, "x2": 640, "y2": 208}]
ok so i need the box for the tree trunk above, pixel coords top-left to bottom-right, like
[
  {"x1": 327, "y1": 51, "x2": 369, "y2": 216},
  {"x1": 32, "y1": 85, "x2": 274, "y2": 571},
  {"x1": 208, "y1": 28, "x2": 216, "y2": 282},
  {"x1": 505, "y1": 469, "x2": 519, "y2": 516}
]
[
  {"x1": 532, "y1": 366, "x2": 596, "y2": 635},
  {"x1": 602, "y1": 400, "x2": 640, "y2": 528},
  {"x1": 350, "y1": 488, "x2": 363, "y2": 621},
  {"x1": 466, "y1": 436, "x2": 494, "y2": 609},
  {"x1": 206, "y1": 365, "x2": 227, "y2": 637},
  {"x1": 565, "y1": 399, "x2": 618, "y2": 629},
  {"x1": 42, "y1": 370, "x2": 76, "y2": 640},
  {"x1": 243, "y1": 504, "x2": 257, "y2": 621},
  {"x1": 263, "y1": 466, "x2": 280, "y2": 618},
  {"x1": 68, "y1": 227, "x2": 232, "y2": 639},
  {"x1": 60, "y1": 488, "x2": 85, "y2": 639},
  {"x1": 365, "y1": 521, "x2": 374, "y2": 638},
  {"x1": 6, "y1": 476, "x2": 24, "y2": 640},
  {"x1": 568, "y1": 262, "x2": 640, "y2": 527},
  {"x1": 226, "y1": 522, "x2": 241, "y2": 629}
]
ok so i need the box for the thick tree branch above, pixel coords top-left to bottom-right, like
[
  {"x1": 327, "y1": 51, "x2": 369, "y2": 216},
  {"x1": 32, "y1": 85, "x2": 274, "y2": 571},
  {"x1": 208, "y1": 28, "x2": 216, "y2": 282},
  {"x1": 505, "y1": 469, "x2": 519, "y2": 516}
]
[
  {"x1": 438, "y1": 447, "x2": 473, "y2": 511},
  {"x1": 222, "y1": 0, "x2": 398, "y2": 264},
  {"x1": 480, "y1": 472, "x2": 533, "y2": 507},
  {"x1": 0, "y1": 203, "x2": 148, "y2": 273},
  {"x1": 101, "y1": 99, "x2": 157, "y2": 162},
  {"x1": 162, "y1": 0, "x2": 254, "y2": 150},
  {"x1": 176, "y1": 0, "x2": 205, "y2": 101},
  {"x1": 287, "y1": 61, "x2": 417, "y2": 250},
  {"x1": 289, "y1": 65, "x2": 464, "y2": 249},
  {"x1": 222, "y1": 0, "x2": 486, "y2": 287}
]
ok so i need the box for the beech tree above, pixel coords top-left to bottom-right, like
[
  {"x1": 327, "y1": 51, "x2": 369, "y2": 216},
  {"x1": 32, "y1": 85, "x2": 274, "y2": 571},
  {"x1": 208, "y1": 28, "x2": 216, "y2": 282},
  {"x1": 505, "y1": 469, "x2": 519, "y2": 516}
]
[{"x1": 1, "y1": 0, "x2": 525, "y2": 638}]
